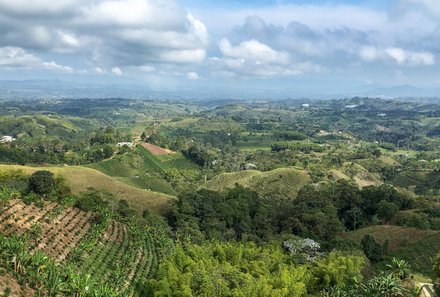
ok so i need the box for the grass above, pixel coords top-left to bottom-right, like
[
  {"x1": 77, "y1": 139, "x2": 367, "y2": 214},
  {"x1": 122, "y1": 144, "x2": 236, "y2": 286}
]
[
  {"x1": 235, "y1": 134, "x2": 277, "y2": 152},
  {"x1": 385, "y1": 232, "x2": 440, "y2": 277},
  {"x1": 341, "y1": 225, "x2": 440, "y2": 277},
  {"x1": 0, "y1": 164, "x2": 174, "y2": 215},
  {"x1": 203, "y1": 167, "x2": 310, "y2": 200},
  {"x1": 341, "y1": 225, "x2": 437, "y2": 252},
  {"x1": 88, "y1": 146, "x2": 198, "y2": 196},
  {"x1": 392, "y1": 171, "x2": 428, "y2": 187}
]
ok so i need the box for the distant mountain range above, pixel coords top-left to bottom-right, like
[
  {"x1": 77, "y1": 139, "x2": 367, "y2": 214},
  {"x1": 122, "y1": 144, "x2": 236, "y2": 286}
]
[{"x1": 0, "y1": 79, "x2": 439, "y2": 101}]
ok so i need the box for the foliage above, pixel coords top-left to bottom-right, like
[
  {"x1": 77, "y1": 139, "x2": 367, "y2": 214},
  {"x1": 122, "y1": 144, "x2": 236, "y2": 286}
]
[
  {"x1": 361, "y1": 235, "x2": 385, "y2": 262},
  {"x1": 148, "y1": 242, "x2": 365, "y2": 297},
  {"x1": 28, "y1": 170, "x2": 54, "y2": 196}
]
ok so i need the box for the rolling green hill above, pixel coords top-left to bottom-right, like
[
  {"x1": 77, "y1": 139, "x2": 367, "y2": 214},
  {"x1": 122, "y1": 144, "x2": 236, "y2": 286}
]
[
  {"x1": 88, "y1": 145, "x2": 199, "y2": 196},
  {"x1": 202, "y1": 167, "x2": 310, "y2": 199}
]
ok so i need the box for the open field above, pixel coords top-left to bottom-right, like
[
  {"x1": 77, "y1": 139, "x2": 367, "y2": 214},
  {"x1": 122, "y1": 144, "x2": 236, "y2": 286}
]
[
  {"x1": 341, "y1": 225, "x2": 437, "y2": 252},
  {"x1": 202, "y1": 167, "x2": 310, "y2": 199},
  {"x1": 342, "y1": 225, "x2": 440, "y2": 276},
  {"x1": 386, "y1": 232, "x2": 440, "y2": 277},
  {"x1": 0, "y1": 165, "x2": 174, "y2": 215},
  {"x1": 141, "y1": 142, "x2": 175, "y2": 155}
]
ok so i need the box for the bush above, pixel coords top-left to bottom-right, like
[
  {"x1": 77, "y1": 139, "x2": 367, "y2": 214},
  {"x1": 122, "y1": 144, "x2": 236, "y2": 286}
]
[
  {"x1": 377, "y1": 200, "x2": 399, "y2": 221},
  {"x1": 361, "y1": 235, "x2": 384, "y2": 262},
  {"x1": 28, "y1": 170, "x2": 54, "y2": 197},
  {"x1": 393, "y1": 211, "x2": 430, "y2": 230}
]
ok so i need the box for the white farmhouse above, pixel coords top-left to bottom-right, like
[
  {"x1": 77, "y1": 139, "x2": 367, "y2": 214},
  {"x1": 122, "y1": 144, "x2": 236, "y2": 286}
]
[{"x1": 0, "y1": 136, "x2": 15, "y2": 143}]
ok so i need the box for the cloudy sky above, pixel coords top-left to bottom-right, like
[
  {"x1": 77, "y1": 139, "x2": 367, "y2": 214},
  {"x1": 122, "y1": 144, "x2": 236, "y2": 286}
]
[{"x1": 0, "y1": 0, "x2": 439, "y2": 96}]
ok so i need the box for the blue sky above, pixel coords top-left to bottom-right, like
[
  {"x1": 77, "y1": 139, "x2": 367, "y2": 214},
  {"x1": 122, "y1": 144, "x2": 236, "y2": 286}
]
[{"x1": 0, "y1": 0, "x2": 438, "y2": 98}]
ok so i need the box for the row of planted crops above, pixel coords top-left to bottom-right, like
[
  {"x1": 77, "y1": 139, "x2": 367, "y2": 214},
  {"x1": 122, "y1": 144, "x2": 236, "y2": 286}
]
[{"x1": 0, "y1": 186, "x2": 173, "y2": 296}]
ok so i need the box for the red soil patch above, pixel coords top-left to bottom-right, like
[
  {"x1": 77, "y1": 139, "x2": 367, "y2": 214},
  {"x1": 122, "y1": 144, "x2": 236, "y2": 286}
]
[{"x1": 141, "y1": 142, "x2": 175, "y2": 155}]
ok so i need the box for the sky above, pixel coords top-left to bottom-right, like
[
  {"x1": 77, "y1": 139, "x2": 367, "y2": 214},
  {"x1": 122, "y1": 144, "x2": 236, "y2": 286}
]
[{"x1": 0, "y1": 0, "x2": 439, "y2": 98}]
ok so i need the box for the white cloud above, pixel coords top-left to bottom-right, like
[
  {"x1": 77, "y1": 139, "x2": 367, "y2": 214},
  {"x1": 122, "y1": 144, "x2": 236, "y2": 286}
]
[
  {"x1": 111, "y1": 67, "x2": 122, "y2": 75},
  {"x1": 385, "y1": 47, "x2": 435, "y2": 66},
  {"x1": 0, "y1": 46, "x2": 73, "y2": 72},
  {"x1": 216, "y1": 38, "x2": 323, "y2": 77},
  {"x1": 158, "y1": 49, "x2": 206, "y2": 63},
  {"x1": 186, "y1": 72, "x2": 199, "y2": 80},
  {"x1": 0, "y1": 47, "x2": 41, "y2": 67},
  {"x1": 94, "y1": 67, "x2": 105, "y2": 74},
  {"x1": 0, "y1": 0, "x2": 209, "y2": 69},
  {"x1": 359, "y1": 46, "x2": 435, "y2": 66},
  {"x1": 220, "y1": 39, "x2": 289, "y2": 64}
]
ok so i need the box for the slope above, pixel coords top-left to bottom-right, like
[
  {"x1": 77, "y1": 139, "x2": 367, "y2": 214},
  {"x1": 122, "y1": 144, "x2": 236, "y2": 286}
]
[
  {"x1": 202, "y1": 167, "x2": 310, "y2": 200},
  {"x1": 0, "y1": 164, "x2": 174, "y2": 215}
]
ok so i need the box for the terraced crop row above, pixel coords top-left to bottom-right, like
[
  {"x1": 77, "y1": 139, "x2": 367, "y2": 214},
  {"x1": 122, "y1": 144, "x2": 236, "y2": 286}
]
[
  {"x1": 0, "y1": 199, "x2": 164, "y2": 295},
  {"x1": 0, "y1": 199, "x2": 93, "y2": 262},
  {"x1": 80, "y1": 222, "x2": 160, "y2": 296}
]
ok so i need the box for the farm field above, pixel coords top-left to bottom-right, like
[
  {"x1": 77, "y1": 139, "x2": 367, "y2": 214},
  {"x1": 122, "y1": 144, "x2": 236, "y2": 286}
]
[
  {"x1": 0, "y1": 199, "x2": 92, "y2": 261},
  {"x1": 0, "y1": 273, "x2": 34, "y2": 297},
  {"x1": 0, "y1": 198, "x2": 165, "y2": 296},
  {"x1": 141, "y1": 142, "x2": 175, "y2": 155}
]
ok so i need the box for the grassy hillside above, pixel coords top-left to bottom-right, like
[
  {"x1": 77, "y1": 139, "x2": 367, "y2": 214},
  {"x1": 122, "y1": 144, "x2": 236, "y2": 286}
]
[
  {"x1": 341, "y1": 225, "x2": 440, "y2": 277},
  {"x1": 88, "y1": 151, "x2": 177, "y2": 196},
  {"x1": 202, "y1": 167, "x2": 310, "y2": 199},
  {"x1": 88, "y1": 146, "x2": 198, "y2": 196},
  {"x1": 0, "y1": 114, "x2": 94, "y2": 139},
  {"x1": 341, "y1": 225, "x2": 437, "y2": 252},
  {"x1": 385, "y1": 232, "x2": 440, "y2": 276},
  {"x1": 0, "y1": 164, "x2": 174, "y2": 215}
]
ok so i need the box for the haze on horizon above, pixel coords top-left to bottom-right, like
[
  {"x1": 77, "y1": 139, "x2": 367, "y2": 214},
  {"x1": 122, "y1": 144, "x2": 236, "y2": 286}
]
[{"x1": 0, "y1": 0, "x2": 439, "y2": 98}]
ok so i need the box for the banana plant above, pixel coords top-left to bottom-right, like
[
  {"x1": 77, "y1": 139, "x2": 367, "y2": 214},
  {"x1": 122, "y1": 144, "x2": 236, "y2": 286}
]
[{"x1": 386, "y1": 258, "x2": 411, "y2": 280}]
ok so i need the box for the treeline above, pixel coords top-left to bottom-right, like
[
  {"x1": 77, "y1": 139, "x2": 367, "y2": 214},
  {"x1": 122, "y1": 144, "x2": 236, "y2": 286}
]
[
  {"x1": 0, "y1": 125, "x2": 132, "y2": 165},
  {"x1": 166, "y1": 181, "x2": 413, "y2": 244},
  {"x1": 271, "y1": 141, "x2": 326, "y2": 153}
]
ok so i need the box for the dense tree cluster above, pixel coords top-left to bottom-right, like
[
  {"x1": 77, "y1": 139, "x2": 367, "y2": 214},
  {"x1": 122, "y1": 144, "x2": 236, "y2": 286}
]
[
  {"x1": 148, "y1": 242, "x2": 365, "y2": 297},
  {"x1": 167, "y1": 182, "x2": 413, "y2": 244}
]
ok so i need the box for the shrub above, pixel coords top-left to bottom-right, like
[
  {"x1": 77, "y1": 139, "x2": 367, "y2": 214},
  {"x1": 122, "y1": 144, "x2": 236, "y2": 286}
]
[
  {"x1": 28, "y1": 170, "x2": 54, "y2": 197},
  {"x1": 361, "y1": 235, "x2": 384, "y2": 262}
]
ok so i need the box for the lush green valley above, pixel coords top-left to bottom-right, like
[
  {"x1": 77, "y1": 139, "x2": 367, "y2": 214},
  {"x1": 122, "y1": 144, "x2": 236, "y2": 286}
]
[{"x1": 1, "y1": 97, "x2": 440, "y2": 296}]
